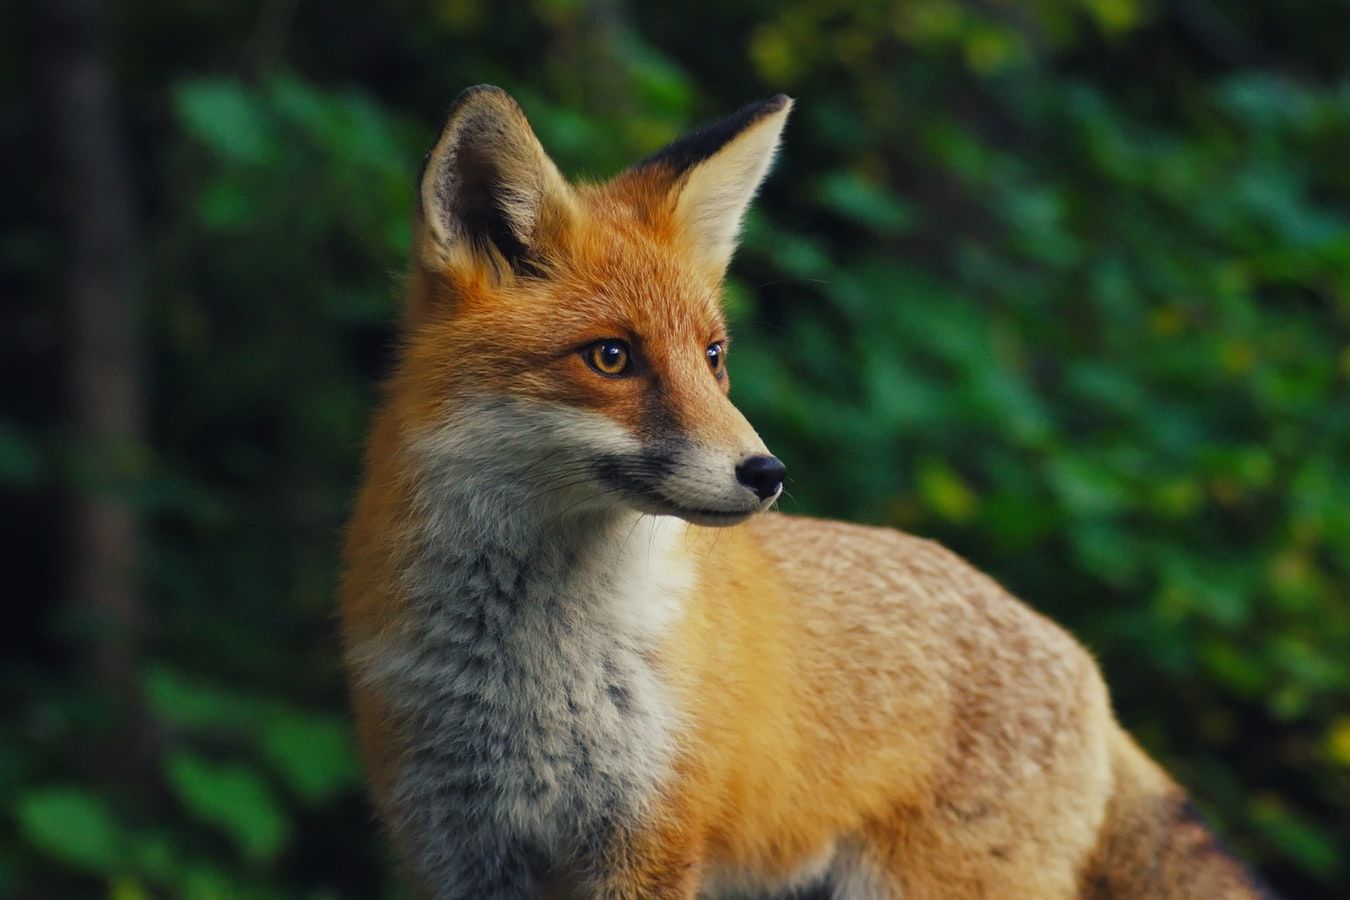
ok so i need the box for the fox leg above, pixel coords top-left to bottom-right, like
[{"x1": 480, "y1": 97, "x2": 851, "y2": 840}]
[
  {"x1": 381, "y1": 751, "x2": 542, "y2": 900},
  {"x1": 588, "y1": 862, "x2": 700, "y2": 900},
  {"x1": 402, "y1": 835, "x2": 539, "y2": 900},
  {"x1": 568, "y1": 810, "x2": 704, "y2": 900}
]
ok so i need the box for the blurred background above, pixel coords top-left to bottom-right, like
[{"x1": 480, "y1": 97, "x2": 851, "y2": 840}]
[{"x1": 3, "y1": 0, "x2": 1348, "y2": 896}]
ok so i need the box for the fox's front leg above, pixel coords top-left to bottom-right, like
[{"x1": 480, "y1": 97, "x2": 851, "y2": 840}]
[
  {"x1": 394, "y1": 812, "x2": 540, "y2": 900},
  {"x1": 587, "y1": 854, "x2": 701, "y2": 900},
  {"x1": 591, "y1": 868, "x2": 700, "y2": 900},
  {"x1": 576, "y1": 812, "x2": 705, "y2": 900},
  {"x1": 380, "y1": 750, "x2": 542, "y2": 900}
]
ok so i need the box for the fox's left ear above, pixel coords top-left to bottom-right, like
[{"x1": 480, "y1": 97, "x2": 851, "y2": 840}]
[{"x1": 635, "y1": 95, "x2": 792, "y2": 280}]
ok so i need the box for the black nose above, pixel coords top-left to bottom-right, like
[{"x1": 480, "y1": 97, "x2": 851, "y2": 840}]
[{"x1": 735, "y1": 455, "x2": 786, "y2": 501}]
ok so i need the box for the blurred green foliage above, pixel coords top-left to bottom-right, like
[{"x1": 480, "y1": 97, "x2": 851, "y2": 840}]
[{"x1": 2, "y1": 0, "x2": 1348, "y2": 896}]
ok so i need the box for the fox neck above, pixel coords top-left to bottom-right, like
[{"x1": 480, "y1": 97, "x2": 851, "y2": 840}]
[
  {"x1": 397, "y1": 411, "x2": 673, "y2": 602},
  {"x1": 403, "y1": 498, "x2": 682, "y2": 633},
  {"x1": 354, "y1": 408, "x2": 694, "y2": 850},
  {"x1": 387, "y1": 403, "x2": 695, "y2": 645}
]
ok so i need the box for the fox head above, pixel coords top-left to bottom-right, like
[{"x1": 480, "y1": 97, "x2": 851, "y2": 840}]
[{"x1": 395, "y1": 85, "x2": 791, "y2": 528}]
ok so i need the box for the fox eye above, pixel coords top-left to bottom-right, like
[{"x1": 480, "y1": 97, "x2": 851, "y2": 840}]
[
  {"x1": 584, "y1": 339, "x2": 631, "y2": 377},
  {"x1": 706, "y1": 341, "x2": 727, "y2": 378}
]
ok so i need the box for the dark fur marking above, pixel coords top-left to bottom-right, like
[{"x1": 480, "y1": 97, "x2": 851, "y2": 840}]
[
  {"x1": 591, "y1": 450, "x2": 679, "y2": 502},
  {"x1": 601, "y1": 656, "x2": 632, "y2": 713},
  {"x1": 607, "y1": 681, "x2": 633, "y2": 714},
  {"x1": 638, "y1": 376, "x2": 685, "y2": 444},
  {"x1": 633, "y1": 94, "x2": 790, "y2": 178}
]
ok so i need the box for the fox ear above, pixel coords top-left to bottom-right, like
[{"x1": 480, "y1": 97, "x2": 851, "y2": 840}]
[
  {"x1": 418, "y1": 85, "x2": 575, "y2": 277},
  {"x1": 637, "y1": 95, "x2": 792, "y2": 280}
]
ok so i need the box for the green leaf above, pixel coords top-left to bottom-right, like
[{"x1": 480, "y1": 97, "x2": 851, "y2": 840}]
[
  {"x1": 175, "y1": 80, "x2": 275, "y2": 165},
  {"x1": 1249, "y1": 795, "x2": 1342, "y2": 879},
  {"x1": 110, "y1": 878, "x2": 154, "y2": 900},
  {"x1": 14, "y1": 786, "x2": 122, "y2": 873},
  {"x1": 144, "y1": 665, "x2": 265, "y2": 733},
  {"x1": 1045, "y1": 455, "x2": 1131, "y2": 518},
  {"x1": 258, "y1": 712, "x2": 361, "y2": 804},
  {"x1": 815, "y1": 171, "x2": 915, "y2": 235},
  {"x1": 197, "y1": 178, "x2": 257, "y2": 231},
  {"x1": 916, "y1": 457, "x2": 978, "y2": 522},
  {"x1": 619, "y1": 33, "x2": 693, "y2": 114},
  {"x1": 127, "y1": 829, "x2": 181, "y2": 884},
  {"x1": 166, "y1": 753, "x2": 289, "y2": 865},
  {"x1": 180, "y1": 862, "x2": 243, "y2": 900}
]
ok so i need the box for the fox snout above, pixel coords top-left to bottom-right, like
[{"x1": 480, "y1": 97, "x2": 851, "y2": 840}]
[
  {"x1": 617, "y1": 358, "x2": 785, "y2": 525},
  {"x1": 591, "y1": 436, "x2": 783, "y2": 528}
]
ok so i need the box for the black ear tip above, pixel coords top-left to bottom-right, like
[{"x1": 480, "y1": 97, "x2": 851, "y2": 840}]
[{"x1": 632, "y1": 94, "x2": 793, "y2": 176}]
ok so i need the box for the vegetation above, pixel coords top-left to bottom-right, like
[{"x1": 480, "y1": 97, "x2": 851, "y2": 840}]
[{"x1": 3, "y1": 0, "x2": 1347, "y2": 896}]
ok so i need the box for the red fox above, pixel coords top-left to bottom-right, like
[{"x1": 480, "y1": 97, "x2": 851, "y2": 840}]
[{"x1": 340, "y1": 85, "x2": 1274, "y2": 898}]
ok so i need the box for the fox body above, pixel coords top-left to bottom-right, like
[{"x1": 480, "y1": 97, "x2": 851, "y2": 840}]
[{"x1": 339, "y1": 86, "x2": 1272, "y2": 898}]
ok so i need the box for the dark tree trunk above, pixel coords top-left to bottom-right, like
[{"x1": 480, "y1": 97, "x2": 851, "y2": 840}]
[{"x1": 38, "y1": 0, "x2": 147, "y2": 766}]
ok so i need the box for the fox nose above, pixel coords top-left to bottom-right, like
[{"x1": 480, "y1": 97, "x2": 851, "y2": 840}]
[{"x1": 735, "y1": 455, "x2": 786, "y2": 501}]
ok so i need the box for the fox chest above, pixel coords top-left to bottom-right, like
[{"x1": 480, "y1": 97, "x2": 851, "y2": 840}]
[{"x1": 374, "y1": 545, "x2": 682, "y2": 850}]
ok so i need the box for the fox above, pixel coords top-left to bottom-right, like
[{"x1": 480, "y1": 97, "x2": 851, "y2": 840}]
[{"x1": 339, "y1": 85, "x2": 1275, "y2": 899}]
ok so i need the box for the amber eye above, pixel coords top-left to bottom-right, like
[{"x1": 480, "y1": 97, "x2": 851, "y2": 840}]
[
  {"x1": 706, "y1": 341, "x2": 727, "y2": 377},
  {"x1": 584, "y1": 339, "x2": 631, "y2": 377}
]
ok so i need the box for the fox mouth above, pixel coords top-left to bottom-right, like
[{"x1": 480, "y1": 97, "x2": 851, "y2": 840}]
[
  {"x1": 621, "y1": 482, "x2": 762, "y2": 526},
  {"x1": 648, "y1": 495, "x2": 759, "y2": 526},
  {"x1": 590, "y1": 453, "x2": 763, "y2": 525}
]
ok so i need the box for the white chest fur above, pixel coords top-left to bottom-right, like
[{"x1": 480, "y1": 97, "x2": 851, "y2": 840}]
[{"x1": 353, "y1": 506, "x2": 693, "y2": 884}]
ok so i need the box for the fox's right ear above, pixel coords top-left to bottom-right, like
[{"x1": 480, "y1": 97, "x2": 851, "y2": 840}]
[{"x1": 417, "y1": 85, "x2": 576, "y2": 281}]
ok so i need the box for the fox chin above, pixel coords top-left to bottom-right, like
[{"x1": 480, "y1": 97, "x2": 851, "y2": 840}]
[{"x1": 338, "y1": 85, "x2": 1275, "y2": 899}]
